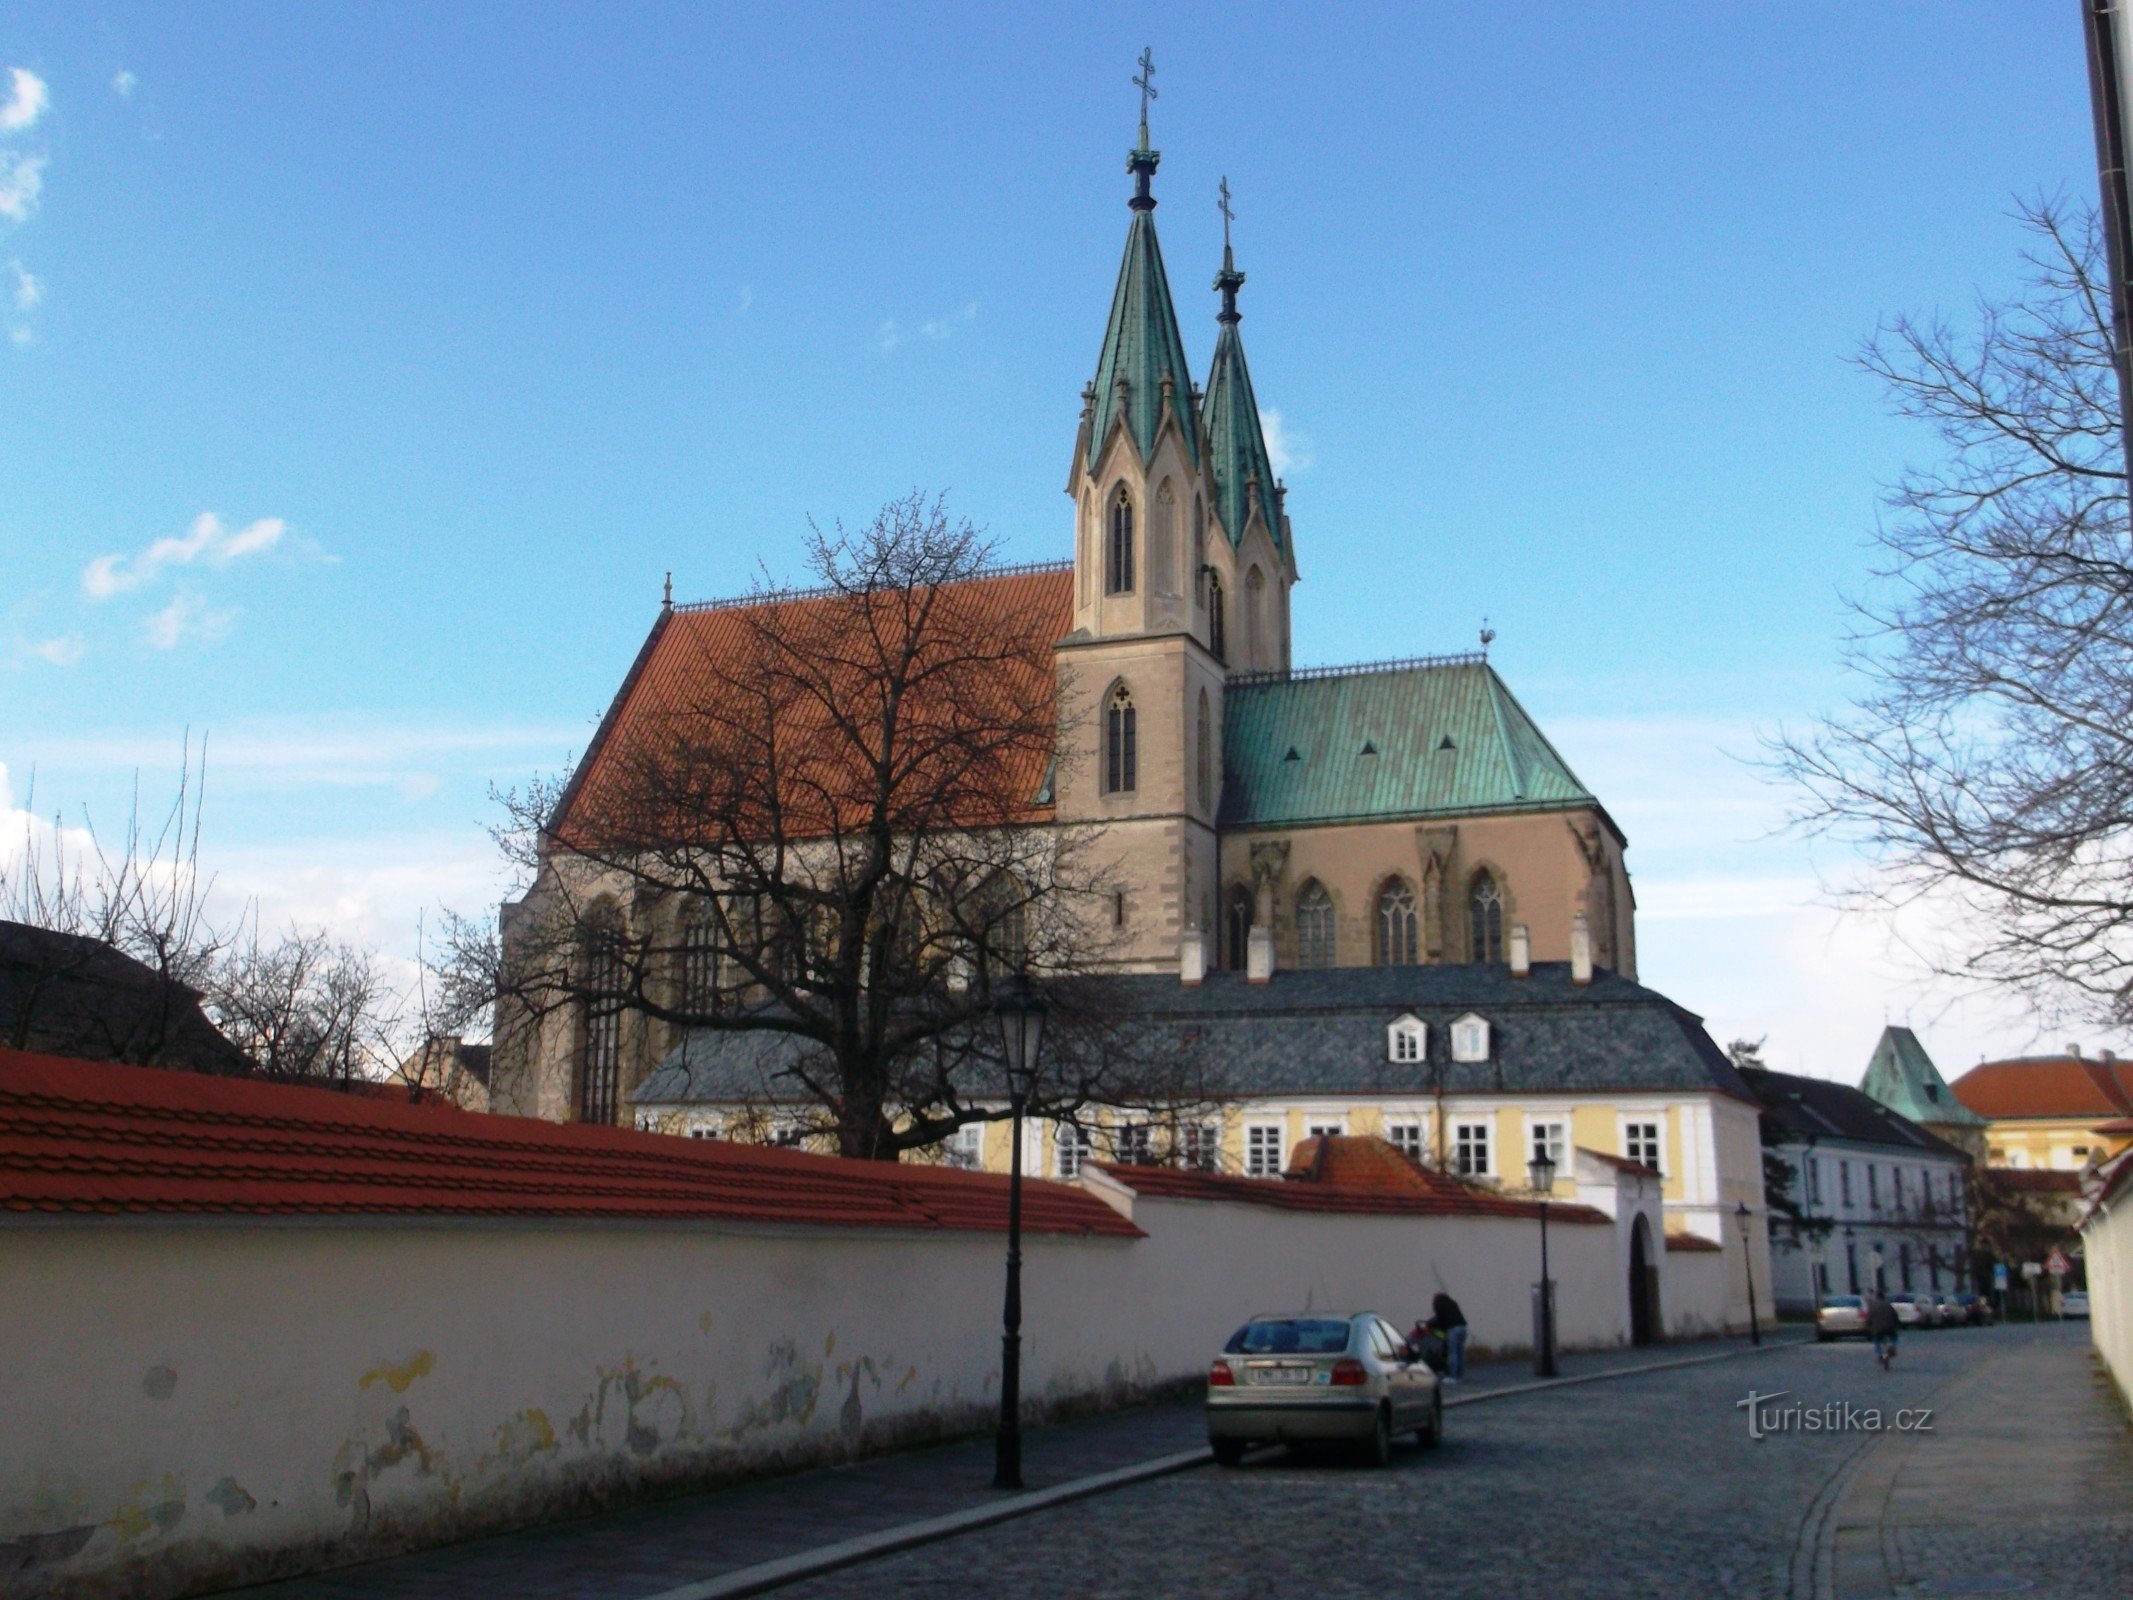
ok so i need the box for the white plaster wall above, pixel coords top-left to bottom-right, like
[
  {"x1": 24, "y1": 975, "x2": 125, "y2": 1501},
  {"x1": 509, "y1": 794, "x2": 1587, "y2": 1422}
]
[
  {"x1": 1662, "y1": 1250, "x2": 1733, "y2": 1339},
  {"x1": 1, "y1": 1193, "x2": 1639, "y2": 1600},
  {"x1": 2084, "y1": 1190, "x2": 2133, "y2": 1411}
]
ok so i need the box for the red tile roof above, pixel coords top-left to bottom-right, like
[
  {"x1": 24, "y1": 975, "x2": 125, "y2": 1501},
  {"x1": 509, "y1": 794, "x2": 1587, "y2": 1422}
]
[
  {"x1": 0, "y1": 1048, "x2": 1140, "y2": 1237},
  {"x1": 1664, "y1": 1232, "x2": 1722, "y2": 1253},
  {"x1": 1097, "y1": 1135, "x2": 1609, "y2": 1223},
  {"x1": 554, "y1": 567, "x2": 1074, "y2": 844},
  {"x1": 1982, "y1": 1167, "x2": 2084, "y2": 1194},
  {"x1": 1950, "y1": 1056, "x2": 2133, "y2": 1121}
]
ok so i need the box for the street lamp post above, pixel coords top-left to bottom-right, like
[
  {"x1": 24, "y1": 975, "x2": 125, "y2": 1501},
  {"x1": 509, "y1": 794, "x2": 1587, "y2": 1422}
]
[
  {"x1": 1528, "y1": 1146, "x2": 1559, "y2": 1378},
  {"x1": 1736, "y1": 1201, "x2": 1761, "y2": 1347},
  {"x1": 991, "y1": 973, "x2": 1047, "y2": 1492}
]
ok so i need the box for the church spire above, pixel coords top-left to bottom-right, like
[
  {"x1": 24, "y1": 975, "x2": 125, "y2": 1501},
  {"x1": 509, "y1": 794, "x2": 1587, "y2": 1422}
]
[
  {"x1": 1202, "y1": 177, "x2": 1283, "y2": 552},
  {"x1": 1082, "y1": 49, "x2": 1199, "y2": 472}
]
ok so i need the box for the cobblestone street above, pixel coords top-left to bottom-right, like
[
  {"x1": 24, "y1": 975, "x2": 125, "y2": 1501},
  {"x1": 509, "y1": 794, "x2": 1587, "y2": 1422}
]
[{"x1": 781, "y1": 1324, "x2": 2131, "y2": 1600}]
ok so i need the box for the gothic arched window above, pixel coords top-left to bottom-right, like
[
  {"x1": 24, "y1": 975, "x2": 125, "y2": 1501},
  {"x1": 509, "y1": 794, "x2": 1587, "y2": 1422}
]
[
  {"x1": 1192, "y1": 494, "x2": 1206, "y2": 589},
  {"x1": 680, "y1": 901, "x2": 719, "y2": 1016},
  {"x1": 1106, "y1": 485, "x2": 1135, "y2": 595},
  {"x1": 1104, "y1": 684, "x2": 1137, "y2": 794},
  {"x1": 1469, "y1": 872, "x2": 1504, "y2": 964},
  {"x1": 1246, "y1": 566, "x2": 1266, "y2": 663},
  {"x1": 1296, "y1": 880, "x2": 1335, "y2": 969},
  {"x1": 1153, "y1": 480, "x2": 1175, "y2": 595},
  {"x1": 580, "y1": 909, "x2": 626, "y2": 1125},
  {"x1": 1196, "y1": 688, "x2": 1213, "y2": 814},
  {"x1": 1376, "y1": 880, "x2": 1418, "y2": 967},
  {"x1": 1224, "y1": 886, "x2": 1254, "y2": 971},
  {"x1": 1208, "y1": 574, "x2": 1226, "y2": 659}
]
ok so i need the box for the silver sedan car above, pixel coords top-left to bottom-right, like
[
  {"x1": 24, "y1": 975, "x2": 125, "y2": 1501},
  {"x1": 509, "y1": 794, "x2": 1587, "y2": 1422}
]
[{"x1": 1205, "y1": 1311, "x2": 1444, "y2": 1467}]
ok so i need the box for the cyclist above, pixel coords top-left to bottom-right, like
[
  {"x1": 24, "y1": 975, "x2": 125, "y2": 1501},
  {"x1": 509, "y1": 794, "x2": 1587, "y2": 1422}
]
[{"x1": 1864, "y1": 1290, "x2": 1899, "y2": 1369}]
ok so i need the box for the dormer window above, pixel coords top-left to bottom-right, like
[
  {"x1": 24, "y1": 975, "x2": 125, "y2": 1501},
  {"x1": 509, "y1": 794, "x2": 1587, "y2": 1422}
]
[
  {"x1": 1450, "y1": 1012, "x2": 1492, "y2": 1063},
  {"x1": 1386, "y1": 1014, "x2": 1427, "y2": 1065}
]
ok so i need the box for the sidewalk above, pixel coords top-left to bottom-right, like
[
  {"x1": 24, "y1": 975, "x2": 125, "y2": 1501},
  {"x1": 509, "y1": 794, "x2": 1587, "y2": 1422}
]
[
  {"x1": 1810, "y1": 1324, "x2": 2133, "y2": 1599},
  {"x1": 225, "y1": 1331, "x2": 1789, "y2": 1600}
]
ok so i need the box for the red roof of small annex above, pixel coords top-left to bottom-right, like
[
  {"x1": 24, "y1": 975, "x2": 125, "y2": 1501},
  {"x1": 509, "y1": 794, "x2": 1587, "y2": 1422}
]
[
  {"x1": 1664, "y1": 1233, "x2": 1722, "y2": 1253},
  {"x1": 1982, "y1": 1167, "x2": 2084, "y2": 1194},
  {"x1": 0, "y1": 1048, "x2": 1139, "y2": 1238},
  {"x1": 552, "y1": 566, "x2": 1075, "y2": 844},
  {"x1": 1950, "y1": 1056, "x2": 2133, "y2": 1121},
  {"x1": 1096, "y1": 1135, "x2": 1609, "y2": 1224}
]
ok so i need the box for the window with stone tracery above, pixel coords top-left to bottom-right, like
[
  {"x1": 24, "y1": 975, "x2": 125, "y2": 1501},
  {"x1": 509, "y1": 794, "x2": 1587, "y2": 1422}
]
[
  {"x1": 1469, "y1": 872, "x2": 1504, "y2": 964},
  {"x1": 1377, "y1": 880, "x2": 1418, "y2": 966},
  {"x1": 1104, "y1": 685, "x2": 1137, "y2": 794},
  {"x1": 1296, "y1": 880, "x2": 1335, "y2": 968},
  {"x1": 1106, "y1": 485, "x2": 1135, "y2": 595}
]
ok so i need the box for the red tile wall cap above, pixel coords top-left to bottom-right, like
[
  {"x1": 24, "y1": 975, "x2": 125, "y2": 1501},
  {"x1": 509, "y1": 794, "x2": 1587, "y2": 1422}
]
[
  {"x1": 1576, "y1": 1146, "x2": 1660, "y2": 1179},
  {"x1": 0, "y1": 1048, "x2": 1140, "y2": 1237},
  {"x1": 1981, "y1": 1167, "x2": 2083, "y2": 1194},
  {"x1": 1664, "y1": 1232, "x2": 1723, "y2": 1253}
]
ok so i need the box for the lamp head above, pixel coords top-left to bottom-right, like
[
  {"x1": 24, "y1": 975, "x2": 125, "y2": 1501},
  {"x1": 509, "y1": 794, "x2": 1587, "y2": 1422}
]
[{"x1": 993, "y1": 971, "x2": 1048, "y2": 1093}]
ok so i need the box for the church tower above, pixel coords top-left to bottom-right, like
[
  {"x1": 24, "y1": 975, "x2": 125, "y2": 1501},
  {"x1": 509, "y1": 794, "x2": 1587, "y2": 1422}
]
[{"x1": 1053, "y1": 61, "x2": 1233, "y2": 968}]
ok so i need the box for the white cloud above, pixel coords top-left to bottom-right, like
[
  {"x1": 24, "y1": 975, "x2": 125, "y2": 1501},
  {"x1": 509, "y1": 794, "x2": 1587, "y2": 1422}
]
[
  {"x1": 24, "y1": 634, "x2": 82, "y2": 667},
  {"x1": 921, "y1": 302, "x2": 977, "y2": 340},
  {"x1": 84, "y1": 512, "x2": 291, "y2": 599},
  {"x1": 9, "y1": 261, "x2": 39, "y2": 310},
  {"x1": 112, "y1": 70, "x2": 137, "y2": 99},
  {"x1": 0, "y1": 151, "x2": 46, "y2": 223},
  {"x1": 0, "y1": 69, "x2": 47, "y2": 133},
  {"x1": 1260, "y1": 407, "x2": 1312, "y2": 476},
  {"x1": 144, "y1": 590, "x2": 237, "y2": 650},
  {"x1": 877, "y1": 319, "x2": 902, "y2": 353},
  {"x1": 8, "y1": 324, "x2": 27, "y2": 347}
]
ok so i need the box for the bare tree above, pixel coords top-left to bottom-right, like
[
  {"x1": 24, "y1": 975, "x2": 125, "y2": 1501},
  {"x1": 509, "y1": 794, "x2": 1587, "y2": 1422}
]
[
  {"x1": 491, "y1": 493, "x2": 1207, "y2": 1159},
  {"x1": 1771, "y1": 198, "x2": 2133, "y2": 1026},
  {"x1": 202, "y1": 918, "x2": 404, "y2": 1087}
]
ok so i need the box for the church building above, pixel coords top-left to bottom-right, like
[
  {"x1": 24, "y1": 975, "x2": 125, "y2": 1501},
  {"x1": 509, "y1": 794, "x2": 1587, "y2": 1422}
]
[{"x1": 494, "y1": 97, "x2": 1768, "y2": 1316}]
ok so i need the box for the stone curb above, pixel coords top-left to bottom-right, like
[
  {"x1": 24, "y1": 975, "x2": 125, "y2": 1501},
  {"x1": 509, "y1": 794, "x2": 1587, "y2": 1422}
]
[{"x1": 640, "y1": 1333, "x2": 1812, "y2": 1600}]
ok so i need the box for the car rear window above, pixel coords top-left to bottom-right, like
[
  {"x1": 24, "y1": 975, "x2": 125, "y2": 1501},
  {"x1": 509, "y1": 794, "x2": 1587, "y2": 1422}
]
[
  {"x1": 1822, "y1": 1297, "x2": 1862, "y2": 1309},
  {"x1": 1225, "y1": 1319, "x2": 1354, "y2": 1354}
]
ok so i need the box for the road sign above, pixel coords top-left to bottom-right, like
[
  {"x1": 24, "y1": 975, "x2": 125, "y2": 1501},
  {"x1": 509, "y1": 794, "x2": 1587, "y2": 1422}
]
[
  {"x1": 2023, "y1": 1261, "x2": 2044, "y2": 1278},
  {"x1": 2047, "y1": 1247, "x2": 2070, "y2": 1278},
  {"x1": 1993, "y1": 1262, "x2": 2009, "y2": 1291}
]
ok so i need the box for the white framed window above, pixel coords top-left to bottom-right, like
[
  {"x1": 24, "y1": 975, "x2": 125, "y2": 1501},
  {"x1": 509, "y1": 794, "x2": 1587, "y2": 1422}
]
[
  {"x1": 1386, "y1": 1013, "x2": 1427, "y2": 1064},
  {"x1": 1386, "y1": 1120, "x2": 1426, "y2": 1163},
  {"x1": 688, "y1": 1117, "x2": 722, "y2": 1141},
  {"x1": 1453, "y1": 1119, "x2": 1492, "y2": 1178},
  {"x1": 1866, "y1": 1164, "x2": 1880, "y2": 1209},
  {"x1": 1182, "y1": 1122, "x2": 1219, "y2": 1172},
  {"x1": 1306, "y1": 1117, "x2": 1346, "y2": 1140},
  {"x1": 1245, "y1": 1123, "x2": 1285, "y2": 1178},
  {"x1": 943, "y1": 1122, "x2": 984, "y2": 1170},
  {"x1": 1449, "y1": 1012, "x2": 1492, "y2": 1063},
  {"x1": 1114, "y1": 1122, "x2": 1154, "y2": 1165},
  {"x1": 1527, "y1": 1118, "x2": 1566, "y2": 1177},
  {"x1": 1622, "y1": 1119, "x2": 1662, "y2": 1175},
  {"x1": 1805, "y1": 1155, "x2": 1822, "y2": 1207},
  {"x1": 1839, "y1": 1160, "x2": 1853, "y2": 1206},
  {"x1": 1055, "y1": 1123, "x2": 1093, "y2": 1179},
  {"x1": 1892, "y1": 1167, "x2": 1906, "y2": 1212}
]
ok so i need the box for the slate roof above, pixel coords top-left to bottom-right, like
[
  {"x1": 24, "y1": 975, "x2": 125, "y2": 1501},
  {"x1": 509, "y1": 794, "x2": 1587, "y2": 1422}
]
[
  {"x1": 1951, "y1": 1055, "x2": 2133, "y2": 1122},
  {"x1": 636, "y1": 963, "x2": 1756, "y2": 1109},
  {"x1": 1736, "y1": 1065, "x2": 1968, "y2": 1161},
  {"x1": 1081, "y1": 151, "x2": 1199, "y2": 474},
  {"x1": 1858, "y1": 1025, "x2": 1984, "y2": 1127},
  {"x1": 0, "y1": 920, "x2": 251, "y2": 1076},
  {"x1": 0, "y1": 1047, "x2": 1139, "y2": 1237},
  {"x1": 1220, "y1": 658, "x2": 1600, "y2": 831}
]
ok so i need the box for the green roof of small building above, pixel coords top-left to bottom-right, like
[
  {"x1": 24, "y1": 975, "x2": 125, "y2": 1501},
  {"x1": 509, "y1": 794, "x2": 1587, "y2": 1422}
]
[
  {"x1": 1859, "y1": 1025, "x2": 1985, "y2": 1127},
  {"x1": 1084, "y1": 148, "x2": 1199, "y2": 474},
  {"x1": 1220, "y1": 656, "x2": 1597, "y2": 829}
]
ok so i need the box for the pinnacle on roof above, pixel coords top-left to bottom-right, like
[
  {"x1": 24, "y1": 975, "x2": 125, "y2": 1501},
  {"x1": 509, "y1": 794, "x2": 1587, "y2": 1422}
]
[
  {"x1": 1202, "y1": 176, "x2": 1282, "y2": 552},
  {"x1": 1082, "y1": 57, "x2": 1200, "y2": 475},
  {"x1": 1860, "y1": 1025, "x2": 1986, "y2": 1127}
]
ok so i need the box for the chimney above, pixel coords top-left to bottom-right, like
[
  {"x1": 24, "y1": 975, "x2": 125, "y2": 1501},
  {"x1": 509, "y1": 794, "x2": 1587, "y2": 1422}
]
[
  {"x1": 1247, "y1": 925, "x2": 1275, "y2": 984},
  {"x1": 1509, "y1": 922, "x2": 1531, "y2": 978},
  {"x1": 1570, "y1": 913, "x2": 1593, "y2": 986},
  {"x1": 1180, "y1": 928, "x2": 1207, "y2": 987},
  {"x1": 2070, "y1": 1042, "x2": 2084, "y2": 1060}
]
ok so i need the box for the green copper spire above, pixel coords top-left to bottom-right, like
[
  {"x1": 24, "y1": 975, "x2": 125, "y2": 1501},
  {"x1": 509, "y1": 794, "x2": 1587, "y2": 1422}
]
[
  {"x1": 1860, "y1": 1025, "x2": 1986, "y2": 1127},
  {"x1": 1082, "y1": 52, "x2": 1199, "y2": 473},
  {"x1": 1201, "y1": 179, "x2": 1283, "y2": 551}
]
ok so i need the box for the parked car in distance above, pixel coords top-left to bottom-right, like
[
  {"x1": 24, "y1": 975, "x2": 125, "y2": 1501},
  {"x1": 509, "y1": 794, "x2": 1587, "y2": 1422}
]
[
  {"x1": 1887, "y1": 1293, "x2": 1931, "y2": 1327},
  {"x1": 1817, "y1": 1296, "x2": 1867, "y2": 1340},
  {"x1": 2061, "y1": 1290, "x2": 2090, "y2": 1319},
  {"x1": 1206, "y1": 1312, "x2": 1443, "y2": 1467},
  {"x1": 1945, "y1": 1291, "x2": 1992, "y2": 1326}
]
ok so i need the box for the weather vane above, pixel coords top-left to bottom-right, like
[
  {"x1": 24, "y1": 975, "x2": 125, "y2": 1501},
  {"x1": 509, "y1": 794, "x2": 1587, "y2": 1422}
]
[
  {"x1": 1134, "y1": 47, "x2": 1157, "y2": 133},
  {"x1": 1479, "y1": 620, "x2": 1497, "y2": 655},
  {"x1": 1218, "y1": 176, "x2": 1234, "y2": 251}
]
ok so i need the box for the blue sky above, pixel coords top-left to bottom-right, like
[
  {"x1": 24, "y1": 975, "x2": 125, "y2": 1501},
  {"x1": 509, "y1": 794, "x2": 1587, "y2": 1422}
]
[{"x1": 0, "y1": 4, "x2": 2113, "y2": 1075}]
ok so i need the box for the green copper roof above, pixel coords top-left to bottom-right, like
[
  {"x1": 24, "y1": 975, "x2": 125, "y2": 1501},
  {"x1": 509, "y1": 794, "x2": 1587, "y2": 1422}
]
[
  {"x1": 1084, "y1": 149, "x2": 1199, "y2": 473},
  {"x1": 1220, "y1": 658, "x2": 1596, "y2": 828},
  {"x1": 1859, "y1": 1026, "x2": 1985, "y2": 1126},
  {"x1": 1203, "y1": 252, "x2": 1281, "y2": 551}
]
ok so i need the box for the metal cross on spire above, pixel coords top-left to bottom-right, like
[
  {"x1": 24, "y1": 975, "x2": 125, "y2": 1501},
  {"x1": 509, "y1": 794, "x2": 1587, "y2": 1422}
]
[
  {"x1": 1134, "y1": 47, "x2": 1157, "y2": 138},
  {"x1": 1217, "y1": 175, "x2": 1233, "y2": 252}
]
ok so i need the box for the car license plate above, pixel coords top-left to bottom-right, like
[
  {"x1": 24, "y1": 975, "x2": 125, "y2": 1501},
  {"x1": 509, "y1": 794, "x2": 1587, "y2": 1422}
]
[{"x1": 1251, "y1": 1366, "x2": 1312, "y2": 1385}]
